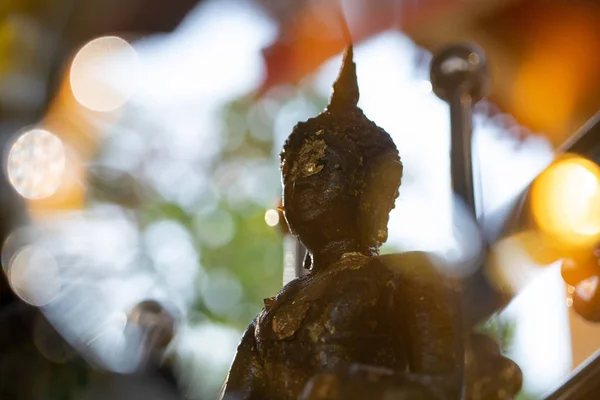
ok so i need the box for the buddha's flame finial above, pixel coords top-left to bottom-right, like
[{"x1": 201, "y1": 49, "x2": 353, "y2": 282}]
[{"x1": 328, "y1": 46, "x2": 359, "y2": 112}]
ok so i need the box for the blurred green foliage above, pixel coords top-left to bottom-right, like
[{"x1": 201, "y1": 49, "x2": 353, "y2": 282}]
[
  {"x1": 476, "y1": 314, "x2": 517, "y2": 354},
  {"x1": 90, "y1": 86, "x2": 327, "y2": 333}
]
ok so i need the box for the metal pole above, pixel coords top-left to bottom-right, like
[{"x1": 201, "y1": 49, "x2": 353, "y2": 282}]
[
  {"x1": 449, "y1": 92, "x2": 476, "y2": 217},
  {"x1": 430, "y1": 43, "x2": 489, "y2": 400},
  {"x1": 430, "y1": 44, "x2": 501, "y2": 330},
  {"x1": 430, "y1": 43, "x2": 487, "y2": 220}
]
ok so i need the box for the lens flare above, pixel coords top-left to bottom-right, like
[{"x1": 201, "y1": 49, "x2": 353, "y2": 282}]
[
  {"x1": 6, "y1": 129, "x2": 66, "y2": 200},
  {"x1": 531, "y1": 155, "x2": 600, "y2": 247},
  {"x1": 70, "y1": 36, "x2": 137, "y2": 112}
]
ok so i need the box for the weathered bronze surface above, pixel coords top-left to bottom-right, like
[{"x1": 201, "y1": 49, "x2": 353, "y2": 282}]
[
  {"x1": 222, "y1": 47, "x2": 521, "y2": 400},
  {"x1": 299, "y1": 332, "x2": 522, "y2": 400}
]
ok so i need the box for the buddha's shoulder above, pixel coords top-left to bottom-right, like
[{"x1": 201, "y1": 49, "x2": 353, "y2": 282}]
[
  {"x1": 316, "y1": 251, "x2": 449, "y2": 281},
  {"x1": 258, "y1": 251, "x2": 449, "y2": 313},
  {"x1": 376, "y1": 251, "x2": 449, "y2": 277},
  {"x1": 377, "y1": 252, "x2": 461, "y2": 295}
]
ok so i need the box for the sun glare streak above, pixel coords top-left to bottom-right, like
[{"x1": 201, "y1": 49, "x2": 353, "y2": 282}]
[{"x1": 85, "y1": 312, "x2": 128, "y2": 346}]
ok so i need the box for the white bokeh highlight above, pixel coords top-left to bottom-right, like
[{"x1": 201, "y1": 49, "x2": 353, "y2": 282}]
[
  {"x1": 70, "y1": 36, "x2": 138, "y2": 112},
  {"x1": 6, "y1": 128, "x2": 66, "y2": 200}
]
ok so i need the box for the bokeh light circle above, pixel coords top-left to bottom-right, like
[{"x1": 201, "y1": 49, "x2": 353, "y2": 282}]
[
  {"x1": 70, "y1": 36, "x2": 137, "y2": 112},
  {"x1": 8, "y1": 245, "x2": 61, "y2": 306},
  {"x1": 576, "y1": 275, "x2": 599, "y2": 302},
  {"x1": 6, "y1": 129, "x2": 66, "y2": 200},
  {"x1": 264, "y1": 209, "x2": 280, "y2": 227},
  {"x1": 531, "y1": 155, "x2": 600, "y2": 247},
  {"x1": 1, "y1": 227, "x2": 37, "y2": 274}
]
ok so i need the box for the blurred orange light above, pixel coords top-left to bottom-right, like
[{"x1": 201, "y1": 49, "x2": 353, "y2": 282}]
[
  {"x1": 531, "y1": 155, "x2": 600, "y2": 248},
  {"x1": 509, "y1": 7, "x2": 600, "y2": 144}
]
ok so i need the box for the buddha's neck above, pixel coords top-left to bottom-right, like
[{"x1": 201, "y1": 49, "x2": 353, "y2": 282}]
[{"x1": 310, "y1": 239, "x2": 378, "y2": 272}]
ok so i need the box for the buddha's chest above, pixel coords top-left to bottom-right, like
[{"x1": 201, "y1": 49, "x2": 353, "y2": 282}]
[{"x1": 254, "y1": 267, "x2": 408, "y2": 381}]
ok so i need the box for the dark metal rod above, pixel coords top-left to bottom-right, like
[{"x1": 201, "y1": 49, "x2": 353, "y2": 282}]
[
  {"x1": 449, "y1": 92, "x2": 477, "y2": 218},
  {"x1": 447, "y1": 90, "x2": 504, "y2": 327}
]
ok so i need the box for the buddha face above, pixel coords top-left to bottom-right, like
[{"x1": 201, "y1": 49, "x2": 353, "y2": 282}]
[
  {"x1": 282, "y1": 127, "x2": 402, "y2": 255},
  {"x1": 282, "y1": 132, "x2": 359, "y2": 253}
]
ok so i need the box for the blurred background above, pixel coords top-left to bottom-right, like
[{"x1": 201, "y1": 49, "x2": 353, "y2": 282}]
[{"x1": 0, "y1": 0, "x2": 599, "y2": 399}]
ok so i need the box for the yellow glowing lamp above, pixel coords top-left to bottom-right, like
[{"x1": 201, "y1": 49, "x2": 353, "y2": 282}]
[{"x1": 530, "y1": 154, "x2": 600, "y2": 249}]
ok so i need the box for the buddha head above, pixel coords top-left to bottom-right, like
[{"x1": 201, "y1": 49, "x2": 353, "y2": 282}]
[{"x1": 280, "y1": 47, "x2": 402, "y2": 269}]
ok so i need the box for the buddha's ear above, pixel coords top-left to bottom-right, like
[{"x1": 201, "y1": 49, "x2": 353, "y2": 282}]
[{"x1": 359, "y1": 157, "x2": 403, "y2": 247}]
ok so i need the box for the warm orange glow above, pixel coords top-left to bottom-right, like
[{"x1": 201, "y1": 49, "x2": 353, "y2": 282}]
[
  {"x1": 512, "y1": 230, "x2": 569, "y2": 266},
  {"x1": 25, "y1": 152, "x2": 87, "y2": 219},
  {"x1": 509, "y1": 8, "x2": 600, "y2": 143},
  {"x1": 46, "y1": 59, "x2": 113, "y2": 161},
  {"x1": 259, "y1": 0, "x2": 462, "y2": 92},
  {"x1": 23, "y1": 43, "x2": 119, "y2": 219},
  {"x1": 531, "y1": 155, "x2": 600, "y2": 248},
  {"x1": 511, "y1": 52, "x2": 578, "y2": 137},
  {"x1": 561, "y1": 254, "x2": 600, "y2": 287}
]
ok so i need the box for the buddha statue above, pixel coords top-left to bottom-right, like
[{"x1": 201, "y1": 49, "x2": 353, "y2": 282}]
[{"x1": 221, "y1": 47, "x2": 521, "y2": 400}]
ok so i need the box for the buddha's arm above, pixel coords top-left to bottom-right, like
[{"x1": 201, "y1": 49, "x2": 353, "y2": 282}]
[
  {"x1": 384, "y1": 252, "x2": 464, "y2": 394},
  {"x1": 301, "y1": 254, "x2": 463, "y2": 400},
  {"x1": 399, "y1": 258, "x2": 462, "y2": 372},
  {"x1": 221, "y1": 320, "x2": 267, "y2": 400}
]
